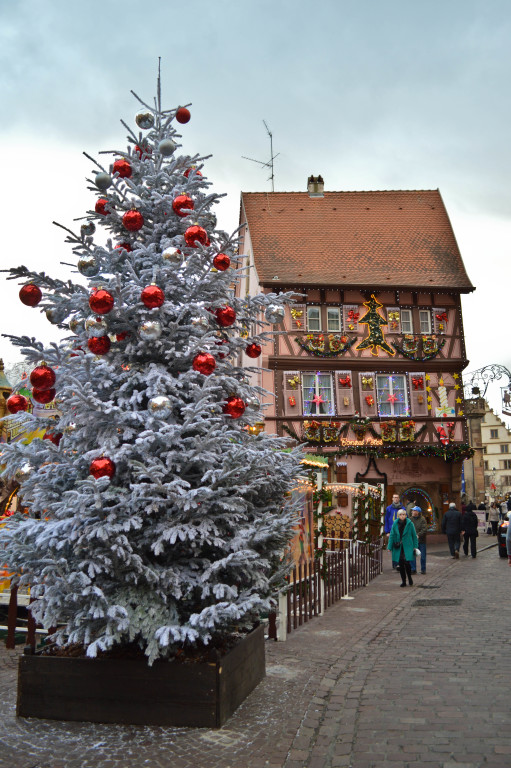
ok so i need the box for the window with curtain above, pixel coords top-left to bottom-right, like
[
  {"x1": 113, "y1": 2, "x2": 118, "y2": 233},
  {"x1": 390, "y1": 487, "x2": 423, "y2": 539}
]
[
  {"x1": 307, "y1": 306, "x2": 321, "y2": 331},
  {"x1": 400, "y1": 309, "x2": 413, "y2": 334},
  {"x1": 376, "y1": 374, "x2": 409, "y2": 417},
  {"x1": 419, "y1": 310, "x2": 431, "y2": 334},
  {"x1": 326, "y1": 307, "x2": 341, "y2": 332},
  {"x1": 302, "y1": 372, "x2": 335, "y2": 416}
]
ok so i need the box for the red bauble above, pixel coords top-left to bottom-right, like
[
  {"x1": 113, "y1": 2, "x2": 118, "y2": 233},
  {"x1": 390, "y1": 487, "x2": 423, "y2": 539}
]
[
  {"x1": 113, "y1": 158, "x2": 132, "y2": 178},
  {"x1": 6, "y1": 394, "x2": 30, "y2": 414},
  {"x1": 32, "y1": 387, "x2": 56, "y2": 404},
  {"x1": 87, "y1": 336, "x2": 111, "y2": 355},
  {"x1": 172, "y1": 194, "x2": 194, "y2": 217},
  {"x1": 89, "y1": 288, "x2": 114, "y2": 315},
  {"x1": 116, "y1": 331, "x2": 129, "y2": 342},
  {"x1": 184, "y1": 167, "x2": 202, "y2": 178},
  {"x1": 43, "y1": 431, "x2": 62, "y2": 446},
  {"x1": 215, "y1": 338, "x2": 229, "y2": 359},
  {"x1": 213, "y1": 253, "x2": 230, "y2": 271},
  {"x1": 215, "y1": 306, "x2": 236, "y2": 327},
  {"x1": 89, "y1": 457, "x2": 116, "y2": 480},
  {"x1": 141, "y1": 284, "x2": 165, "y2": 309},
  {"x1": 95, "y1": 198, "x2": 111, "y2": 216},
  {"x1": 184, "y1": 225, "x2": 208, "y2": 247},
  {"x1": 115, "y1": 242, "x2": 133, "y2": 252},
  {"x1": 176, "y1": 107, "x2": 191, "y2": 124},
  {"x1": 19, "y1": 283, "x2": 42, "y2": 307},
  {"x1": 246, "y1": 343, "x2": 262, "y2": 359},
  {"x1": 192, "y1": 353, "x2": 216, "y2": 376},
  {"x1": 134, "y1": 143, "x2": 152, "y2": 159},
  {"x1": 223, "y1": 397, "x2": 246, "y2": 419},
  {"x1": 30, "y1": 365, "x2": 56, "y2": 391},
  {"x1": 123, "y1": 210, "x2": 144, "y2": 232}
]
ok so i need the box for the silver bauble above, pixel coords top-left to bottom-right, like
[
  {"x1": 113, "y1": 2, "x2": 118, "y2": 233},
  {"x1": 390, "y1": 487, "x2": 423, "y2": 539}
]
[
  {"x1": 139, "y1": 320, "x2": 162, "y2": 341},
  {"x1": 46, "y1": 308, "x2": 67, "y2": 325},
  {"x1": 85, "y1": 314, "x2": 108, "y2": 337},
  {"x1": 162, "y1": 246, "x2": 182, "y2": 264},
  {"x1": 265, "y1": 304, "x2": 285, "y2": 324},
  {"x1": 245, "y1": 397, "x2": 261, "y2": 410},
  {"x1": 95, "y1": 172, "x2": 112, "y2": 191},
  {"x1": 69, "y1": 316, "x2": 85, "y2": 334},
  {"x1": 78, "y1": 255, "x2": 100, "y2": 277},
  {"x1": 148, "y1": 395, "x2": 171, "y2": 416},
  {"x1": 80, "y1": 222, "x2": 96, "y2": 237},
  {"x1": 15, "y1": 463, "x2": 32, "y2": 482},
  {"x1": 135, "y1": 110, "x2": 155, "y2": 130},
  {"x1": 158, "y1": 139, "x2": 177, "y2": 156}
]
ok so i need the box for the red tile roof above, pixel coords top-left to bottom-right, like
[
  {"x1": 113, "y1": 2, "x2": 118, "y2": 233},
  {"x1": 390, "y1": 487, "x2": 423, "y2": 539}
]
[{"x1": 240, "y1": 189, "x2": 474, "y2": 292}]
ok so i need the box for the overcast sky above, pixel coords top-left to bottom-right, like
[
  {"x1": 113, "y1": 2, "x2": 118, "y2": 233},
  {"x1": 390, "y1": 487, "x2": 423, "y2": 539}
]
[{"x1": 2, "y1": 0, "x2": 511, "y2": 419}]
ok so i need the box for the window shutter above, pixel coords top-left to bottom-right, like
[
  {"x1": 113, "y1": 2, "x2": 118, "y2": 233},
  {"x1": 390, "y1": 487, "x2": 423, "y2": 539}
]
[
  {"x1": 282, "y1": 371, "x2": 302, "y2": 416},
  {"x1": 386, "y1": 307, "x2": 401, "y2": 334},
  {"x1": 335, "y1": 370, "x2": 355, "y2": 416},
  {"x1": 408, "y1": 373, "x2": 428, "y2": 416},
  {"x1": 432, "y1": 307, "x2": 447, "y2": 335},
  {"x1": 290, "y1": 304, "x2": 306, "y2": 331},
  {"x1": 343, "y1": 304, "x2": 360, "y2": 333},
  {"x1": 358, "y1": 372, "x2": 377, "y2": 418}
]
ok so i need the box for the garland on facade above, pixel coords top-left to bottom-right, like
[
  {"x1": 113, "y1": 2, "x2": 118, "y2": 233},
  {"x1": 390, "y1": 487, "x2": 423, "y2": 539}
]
[
  {"x1": 392, "y1": 335, "x2": 447, "y2": 361},
  {"x1": 295, "y1": 333, "x2": 357, "y2": 357}
]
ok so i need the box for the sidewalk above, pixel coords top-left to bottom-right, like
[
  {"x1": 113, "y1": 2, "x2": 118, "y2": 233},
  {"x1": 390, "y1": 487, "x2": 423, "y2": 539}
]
[{"x1": 0, "y1": 537, "x2": 509, "y2": 768}]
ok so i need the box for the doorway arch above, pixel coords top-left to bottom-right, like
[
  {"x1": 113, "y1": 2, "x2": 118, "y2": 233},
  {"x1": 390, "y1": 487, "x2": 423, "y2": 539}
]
[{"x1": 401, "y1": 487, "x2": 435, "y2": 530}]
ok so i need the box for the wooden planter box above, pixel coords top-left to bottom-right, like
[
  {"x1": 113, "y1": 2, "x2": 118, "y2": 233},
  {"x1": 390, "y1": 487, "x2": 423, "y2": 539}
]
[{"x1": 17, "y1": 624, "x2": 265, "y2": 728}]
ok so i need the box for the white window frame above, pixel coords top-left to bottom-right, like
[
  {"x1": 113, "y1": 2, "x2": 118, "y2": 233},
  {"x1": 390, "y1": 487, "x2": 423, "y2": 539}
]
[
  {"x1": 307, "y1": 306, "x2": 321, "y2": 331},
  {"x1": 400, "y1": 308, "x2": 413, "y2": 334},
  {"x1": 419, "y1": 310, "x2": 432, "y2": 334},
  {"x1": 326, "y1": 307, "x2": 341, "y2": 332},
  {"x1": 302, "y1": 372, "x2": 335, "y2": 416},
  {"x1": 376, "y1": 374, "x2": 409, "y2": 417}
]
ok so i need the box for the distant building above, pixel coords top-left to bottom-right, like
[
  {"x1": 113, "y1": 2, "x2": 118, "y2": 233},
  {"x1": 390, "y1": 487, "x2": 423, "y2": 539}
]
[
  {"x1": 238, "y1": 180, "x2": 475, "y2": 532},
  {"x1": 480, "y1": 403, "x2": 511, "y2": 499}
]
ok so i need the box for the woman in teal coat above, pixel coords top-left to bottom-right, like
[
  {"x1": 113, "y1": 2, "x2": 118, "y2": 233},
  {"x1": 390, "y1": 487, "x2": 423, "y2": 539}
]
[{"x1": 387, "y1": 509, "x2": 418, "y2": 587}]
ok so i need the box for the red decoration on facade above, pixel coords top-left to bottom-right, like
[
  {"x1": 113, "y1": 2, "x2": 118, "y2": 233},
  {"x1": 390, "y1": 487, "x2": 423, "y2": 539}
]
[
  {"x1": 338, "y1": 375, "x2": 351, "y2": 387},
  {"x1": 89, "y1": 289, "x2": 114, "y2": 315},
  {"x1": 213, "y1": 253, "x2": 230, "y2": 271},
  {"x1": 288, "y1": 396, "x2": 296, "y2": 407},
  {"x1": 141, "y1": 285, "x2": 165, "y2": 309},
  {"x1": 176, "y1": 107, "x2": 191, "y2": 124},
  {"x1": 435, "y1": 312, "x2": 448, "y2": 322},
  {"x1": 184, "y1": 225, "x2": 208, "y2": 247},
  {"x1": 365, "y1": 395, "x2": 374, "y2": 407},
  {"x1": 32, "y1": 387, "x2": 56, "y2": 404},
  {"x1": 30, "y1": 365, "x2": 56, "y2": 391},
  {"x1": 223, "y1": 397, "x2": 246, "y2": 418},
  {"x1": 19, "y1": 284, "x2": 42, "y2": 307},
  {"x1": 347, "y1": 309, "x2": 359, "y2": 322},
  {"x1": 387, "y1": 394, "x2": 398, "y2": 403},
  {"x1": 245, "y1": 343, "x2": 262, "y2": 358},
  {"x1": 95, "y1": 198, "x2": 110, "y2": 216},
  {"x1": 172, "y1": 194, "x2": 194, "y2": 217},
  {"x1": 122, "y1": 210, "x2": 144, "y2": 232},
  {"x1": 89, "y1": 457, "x2": 116, "y2": 479},
  {"x1": 192, "y1": 353, "x2": 216, "y2": 375},
  {"x1": 113, "y1": 158, "x2": 132, "y2": 178},
  {"x1": 6, "y1": 394, "x2": 30, "y2": 414},
  {"x1": 412, "y1": 377, "x2": 424, "y2": 390},
  {"x1": 215, "y1": 306, "x2": 236, "y2": 327},
  {"x1": 87, "y1": 336, "x2": 111, "y2": 355}
]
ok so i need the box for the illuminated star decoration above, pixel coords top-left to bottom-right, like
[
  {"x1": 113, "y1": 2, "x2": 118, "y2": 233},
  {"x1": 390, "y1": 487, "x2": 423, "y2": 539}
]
[
  {"x1": 387, "y1": 394, "x2": 398, "y2": 403},
  {"x1": 312, "y1": 394, "x2": 325, "y2": 406}
]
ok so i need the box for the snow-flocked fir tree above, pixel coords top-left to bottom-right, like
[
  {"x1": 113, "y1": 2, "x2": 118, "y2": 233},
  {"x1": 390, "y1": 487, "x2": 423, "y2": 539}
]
[{"x1": 0, "y1": 78, "x2": 303, "y2": 663}]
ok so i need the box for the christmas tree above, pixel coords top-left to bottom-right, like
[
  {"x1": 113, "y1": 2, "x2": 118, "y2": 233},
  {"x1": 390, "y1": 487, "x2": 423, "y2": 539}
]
[{"x1": 0, "y1": 75, "x2": 302, "y2": 663}]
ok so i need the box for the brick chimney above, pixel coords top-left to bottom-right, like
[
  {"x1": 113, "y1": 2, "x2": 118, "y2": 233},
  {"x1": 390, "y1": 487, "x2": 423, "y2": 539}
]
[{"x1": 307, "y1": 175, "x2": 324, "y2": 198}]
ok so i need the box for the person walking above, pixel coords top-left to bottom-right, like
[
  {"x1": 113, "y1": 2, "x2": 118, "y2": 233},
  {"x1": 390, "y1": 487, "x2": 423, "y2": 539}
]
[
  {"x1": 441, "y1": 502, "x2": 462, "y2": 558},
  {"x1": 466, "y1": 499, "x2": 477, "y2": 514},
  {"x1": 500, "y1": 498, "x2": 508, "y2": 521},
  {"x1": 384, "y1": 493, "x2": 406, "y2": 569},
  {"x1": 488, "y1": 503, "x2": 499, "y2": 535},
  {"x1": 461, "y1": 504, "x2": 479, "y2": 558},
  {"x1": 409, "y1": 505, "x2": 428, "y2": 574},
  {"x1": 387, "y1": 509, "x2": 419, "y2": 587}
]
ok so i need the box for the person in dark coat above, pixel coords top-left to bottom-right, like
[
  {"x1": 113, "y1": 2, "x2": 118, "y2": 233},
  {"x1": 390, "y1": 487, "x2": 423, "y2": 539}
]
[
  {"x1": 409, "y1": 505, "x2": 428, "y2": 574},
  {"x1": 387, "y1": 509, "x2": 419, "y2": 587},
  {"x1": 461, "y1": 505, "x2": 479, "y2": 558},
  {"x1": 466, "y1": 499, "x2": 477, "y2": 514},
  {"x1": 441, "y1": 502, "x2": 462, "y2": 559}
]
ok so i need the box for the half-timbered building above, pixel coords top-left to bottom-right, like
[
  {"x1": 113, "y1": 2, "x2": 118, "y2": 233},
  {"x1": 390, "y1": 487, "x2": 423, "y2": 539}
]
[{"x1": 238, "y1": 181, "x2": 475, "y2": 531}]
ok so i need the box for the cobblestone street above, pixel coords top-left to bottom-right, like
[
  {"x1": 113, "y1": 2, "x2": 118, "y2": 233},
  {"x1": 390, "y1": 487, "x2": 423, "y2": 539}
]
[{"x1": 1, "y1": 540, "x2": 509, "y2": 768}]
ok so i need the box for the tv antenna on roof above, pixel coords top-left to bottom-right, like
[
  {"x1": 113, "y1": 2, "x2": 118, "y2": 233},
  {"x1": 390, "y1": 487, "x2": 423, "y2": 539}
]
[{"x1": 242, "y1": 120, "x2": 279, "y2": 192}]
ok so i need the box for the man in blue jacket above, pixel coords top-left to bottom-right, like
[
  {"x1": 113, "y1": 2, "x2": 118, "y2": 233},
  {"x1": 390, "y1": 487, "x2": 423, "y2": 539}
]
[{"x1": 384, "y1": 493, "x2": 406, "y2": 569}]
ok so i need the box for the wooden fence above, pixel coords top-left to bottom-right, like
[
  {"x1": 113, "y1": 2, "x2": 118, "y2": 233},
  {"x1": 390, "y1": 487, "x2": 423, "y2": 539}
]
[{"x1": 268, "y1": 538, "x2": 384, "y2": 641}]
